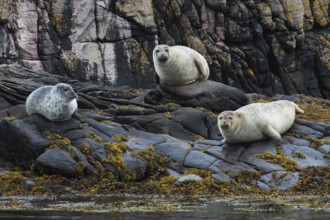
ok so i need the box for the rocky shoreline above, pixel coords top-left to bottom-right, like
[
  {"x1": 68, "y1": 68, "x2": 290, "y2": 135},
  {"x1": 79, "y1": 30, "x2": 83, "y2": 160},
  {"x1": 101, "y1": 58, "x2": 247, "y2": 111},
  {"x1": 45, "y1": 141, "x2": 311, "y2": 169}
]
[{"x1": 0, "y1": 65, "x2": 329, "y2": 197}]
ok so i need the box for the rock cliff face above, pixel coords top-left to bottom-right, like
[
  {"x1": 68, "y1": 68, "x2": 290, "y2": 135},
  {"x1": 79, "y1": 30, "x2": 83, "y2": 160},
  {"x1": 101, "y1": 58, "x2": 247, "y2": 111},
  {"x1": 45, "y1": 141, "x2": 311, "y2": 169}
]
[{"x1": 0, "y1": 0, "x2": 329, "y2": 96}]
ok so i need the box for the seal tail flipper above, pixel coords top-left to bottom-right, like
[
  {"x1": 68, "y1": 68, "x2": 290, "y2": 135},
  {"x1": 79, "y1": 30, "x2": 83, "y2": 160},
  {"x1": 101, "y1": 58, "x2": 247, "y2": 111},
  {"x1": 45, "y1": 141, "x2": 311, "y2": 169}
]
[
  {"x1": 261, "y1": 124, "x2": 281, "y2": 140},
  {"x1": 294, "y1": 104, "x2": 304, "y2": 114}
]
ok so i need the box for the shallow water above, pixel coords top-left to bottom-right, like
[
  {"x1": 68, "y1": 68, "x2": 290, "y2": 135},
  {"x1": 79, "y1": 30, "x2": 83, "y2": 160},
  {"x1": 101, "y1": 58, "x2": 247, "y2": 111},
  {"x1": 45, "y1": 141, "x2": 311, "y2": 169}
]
[{"x1": 0, "y1": 195, "x2": 329, "y2": 220}]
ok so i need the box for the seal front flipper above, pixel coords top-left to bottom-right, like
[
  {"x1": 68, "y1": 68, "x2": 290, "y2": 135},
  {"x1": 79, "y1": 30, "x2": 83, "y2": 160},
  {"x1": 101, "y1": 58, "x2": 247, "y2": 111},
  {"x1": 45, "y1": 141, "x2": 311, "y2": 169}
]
[
  {"x1": 193, "y1": 57, "x2": 209, "y2": 80},
  {"x1": 261, "y1": 124, "x2": 281, "y2": 140}
]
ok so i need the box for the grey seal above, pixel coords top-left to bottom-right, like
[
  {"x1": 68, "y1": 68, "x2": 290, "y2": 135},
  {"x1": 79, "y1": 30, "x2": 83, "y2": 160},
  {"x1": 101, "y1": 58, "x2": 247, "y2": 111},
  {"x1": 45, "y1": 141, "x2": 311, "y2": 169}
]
[
  {"x1": 153, "y1": 45, "x2": 209, "y2": 85},
  {"x1": 26, "y1": 83, "x2": 78, "y2": 121},
  {"x1": 218, "y1": 100, "x2": 304, "y2": 143}
]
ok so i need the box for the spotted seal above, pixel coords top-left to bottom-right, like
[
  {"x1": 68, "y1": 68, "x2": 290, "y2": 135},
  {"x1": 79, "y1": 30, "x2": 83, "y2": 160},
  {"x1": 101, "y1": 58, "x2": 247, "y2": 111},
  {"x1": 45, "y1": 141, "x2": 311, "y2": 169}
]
[
  {"x1": 153, "y1": 45, "x2": 209, "y2": 85},
  {"x1": 26, "y1": 83, "x2": 78, "y2": 121},
  {"x1": 217, "y1": 100, "x2": 304, "y2": 143}
]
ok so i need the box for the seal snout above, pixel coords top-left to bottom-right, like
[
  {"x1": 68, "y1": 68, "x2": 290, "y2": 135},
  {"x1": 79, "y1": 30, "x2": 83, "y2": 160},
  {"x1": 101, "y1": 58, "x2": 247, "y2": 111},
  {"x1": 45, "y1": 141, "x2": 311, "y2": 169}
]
[
  {"x1": 219, "y1": 121, "x2": 231, "y2": 129},
  {"x1": 68, "y1": 91, "x2": 78, "y2": 100},
  {"x1": 157, "y1": 54, "x2": 168, "y2": 63}
]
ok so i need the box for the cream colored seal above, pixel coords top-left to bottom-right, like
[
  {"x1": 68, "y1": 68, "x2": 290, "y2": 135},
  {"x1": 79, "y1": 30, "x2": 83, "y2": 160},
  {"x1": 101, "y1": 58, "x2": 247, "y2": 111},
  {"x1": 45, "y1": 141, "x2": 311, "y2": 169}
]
[
  {"x1": 153, "y1": 45, "x2": 209, "y2": 85},
  {"x1": 26, "y1": 83, "x2": 78, "y2": 121},
  {"x1": 217, "y1": 100, "x2": 304, "y2": 143}
]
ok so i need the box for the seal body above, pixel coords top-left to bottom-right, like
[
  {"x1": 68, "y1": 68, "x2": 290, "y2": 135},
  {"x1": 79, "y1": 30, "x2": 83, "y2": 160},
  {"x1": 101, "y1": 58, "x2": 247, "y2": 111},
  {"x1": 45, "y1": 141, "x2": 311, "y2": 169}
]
[
  {"x1": 217, "y1": 100, "x2": 304, "y2": 143},
  {"x1": 153, "y1": 45, "x2": 209, "y2": 85},
  {"x1": 26, "y1": 83, "x2": 78, "y2": 121}
]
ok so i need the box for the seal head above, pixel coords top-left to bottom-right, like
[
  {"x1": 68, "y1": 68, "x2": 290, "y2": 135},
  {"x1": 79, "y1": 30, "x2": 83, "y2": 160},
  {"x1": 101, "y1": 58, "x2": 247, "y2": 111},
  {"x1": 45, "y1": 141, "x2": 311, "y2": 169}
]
[
  {"x1": 154, "y1": 45, "x2": 170, "y2": 63},
  {"x1": 53, "y1": 83, "x2": 78, "y2": 101},
  {"x1": 218, "y1": 111, "x2": 235, "y2": 130}
]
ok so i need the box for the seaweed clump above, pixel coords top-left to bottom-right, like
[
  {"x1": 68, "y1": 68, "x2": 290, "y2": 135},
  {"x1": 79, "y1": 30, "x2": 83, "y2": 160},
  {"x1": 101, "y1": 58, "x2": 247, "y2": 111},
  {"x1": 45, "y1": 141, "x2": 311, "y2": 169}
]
[
  {"x1": 46, "y1": 133, "x2": 71, "y2": 149},
  {"x1": 131, "y1": 145, "x2": 170, "y2": 176},
  {"x1": 289, "y1": 166, "x2": 330, "y2": 195},
  {"x1": 256, "y1": 146, "x2": 299, "y2": 171},
  {"x1": 0, "y1": 171, "x2": 67, "y2": 196},
  {"x1": 303, "y1": 136, "x2": 330, "y2": 149},
  {"x1": 230, "y1": 170, "x2": 261, "y2": 186},
  {"x1": 297, "y1": 96, "x2": 330, "y2": 122},
  {"x1": 192, "y1": 135, "x2": 204, "y2": 141}
]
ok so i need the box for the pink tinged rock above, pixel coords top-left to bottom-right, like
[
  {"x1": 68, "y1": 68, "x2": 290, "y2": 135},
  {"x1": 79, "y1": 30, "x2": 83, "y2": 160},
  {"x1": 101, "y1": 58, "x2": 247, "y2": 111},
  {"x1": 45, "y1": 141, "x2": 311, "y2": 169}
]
[
  {"x1": 103, "y1": 43, "x2": 118, "y2": 84},
  {"x1": 16, "y1": 0, "x2": 38, "y2": 59},
  {"x1": 71, "y1": 0, "x2": 97, "y2": 42},
  {"x1": 0, "y1": 27, "x2": 17, "y2": 58},
  {"x1": 72, "y1": 43, "x2": 105, "y2": 80},
  {"x1": 96, "y1": 5, "x2": 132, "y2": 42},
  {"x1": 21, "y1": 60, "x2": 45, "y2": 72},
  {"x1": 201, "y1": 2, "x2": 215, "y2": 34},
  {"x1": 216, "y1": 13, "x2": 225, "y2": 41}
]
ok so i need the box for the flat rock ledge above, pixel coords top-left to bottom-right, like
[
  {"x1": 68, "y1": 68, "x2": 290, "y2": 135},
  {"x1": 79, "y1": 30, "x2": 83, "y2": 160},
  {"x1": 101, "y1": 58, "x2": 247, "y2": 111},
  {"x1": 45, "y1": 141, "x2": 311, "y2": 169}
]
[
  {"x1": 0, "y1": 65, "x2": 329, "y2": 192},
  {"x1": 1, "y1": 106, "x2": 329, "y2": 192}
]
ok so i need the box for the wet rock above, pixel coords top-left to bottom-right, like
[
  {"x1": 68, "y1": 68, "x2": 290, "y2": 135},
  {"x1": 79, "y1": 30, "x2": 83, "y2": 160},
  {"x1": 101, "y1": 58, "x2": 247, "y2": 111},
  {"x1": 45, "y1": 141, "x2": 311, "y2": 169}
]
[
  {"x1": 184, "y1": 150, "x2": 217, "y2": 169},
  {"x1": 72, "y1": 138, "x2": 107, "y2": 161},
  {"x1": 0, "y1": 65, "x2": 330, "y2": 191},
  {"x1": 212, "y1": 171, "x2": 231, "y2": 182},
  {"x1": 0, "y1": 97, "x2": 11, "y2": 111},
  {"x1": 0, "y1": 119, "x2": 51, "y2": 166},
  {"x1": 24, "y1": 115, "x2": 81, "y2": 134},
  {"x1": 35, "y1": 148, "x2": 82, "y2": 178},
  {"x1": 257, "y1": 180, "x2": 271, "y2": 191},
  {"x1": 207, "y1": 145, "x2": 246, "y2": 163},
  {"x1": 283, "y1": 135, "x2": 310, "y2": 146},
  {"x1": 288, "y1": 123, "x2": 323, "y2": 138},
  {"x1": 209, "y1": 159, "x2": 256, "y2": 175},
  {"x1": 117, "y1": 107, "x2": 219, "y2": 141},
  {"x1": 260, "y1": 171, "x2": 300, "y2": 191},
  {"x1": 122, "y1": 152, "x2": 147, "y2": 180},
  {"x1": 145, "y1": 80, "x2": 249, "y2": 112},
  {"x1": 155, "y1": 141, "x2": 191, "y2": 163},
  {"x1": 167, "y1": 169, "x2": 181, "y2": 178},
  {"x1": 281, "y1": 144, "x2": 328, "y2": 168},
  {"x1": 239, "y1": 143, "x2": 285, "y2": 173},
  {"x1": 177, "y1": 174, "x2": 203, "y2": 182},
  {"x1": 318, "y1": 144, "x2": 330, "y2": 154}
]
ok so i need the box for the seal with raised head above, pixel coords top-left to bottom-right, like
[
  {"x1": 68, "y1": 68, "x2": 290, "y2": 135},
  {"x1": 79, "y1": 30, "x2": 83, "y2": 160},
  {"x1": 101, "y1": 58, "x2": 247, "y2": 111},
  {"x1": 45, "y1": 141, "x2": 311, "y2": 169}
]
[
  {"x1": 26, "y1": 83, "x2": 78, "y2": 121},
  {"x1": 217, "y1": 100, "x2": 304, "y2": 143},
  {"x1": 153, "y1": 45, "x2": 209, "y2": 85}
]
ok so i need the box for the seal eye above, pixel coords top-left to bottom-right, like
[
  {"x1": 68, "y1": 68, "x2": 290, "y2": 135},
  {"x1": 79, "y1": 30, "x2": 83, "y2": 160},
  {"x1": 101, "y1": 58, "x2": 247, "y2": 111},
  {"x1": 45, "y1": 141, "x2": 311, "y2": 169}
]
[
  {"x1": 155, "y1": 49, "x2": 160, "y2": 53},
  {"x1": 228, "y1": 116, "x2": 233, "y2": 120},
  {"x1": 165, "y1": 48, "x2": 169, "y2": 53},
  {"x1": 219, "y1": 116, "x2": 223, "y2": 120}
]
